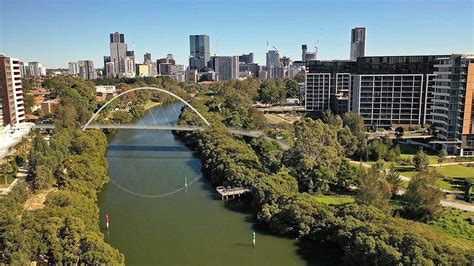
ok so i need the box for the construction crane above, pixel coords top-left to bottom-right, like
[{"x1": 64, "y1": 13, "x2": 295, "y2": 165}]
[
  {"x1": 315, "y1": 27, "x2": 324, "y2": 59},
  {"x1": 213, "y1": 37, "x2": 220, "y2": 56}
]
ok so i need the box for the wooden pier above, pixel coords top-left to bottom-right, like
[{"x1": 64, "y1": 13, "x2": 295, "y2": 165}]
[{"x1": 216, "y1": 186, "x2": 250, "y2": 200}]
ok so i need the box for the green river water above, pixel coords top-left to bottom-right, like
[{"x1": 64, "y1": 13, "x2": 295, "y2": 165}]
[{"x1": 97, "y1": 102, "x2": 339, "y2": 265}]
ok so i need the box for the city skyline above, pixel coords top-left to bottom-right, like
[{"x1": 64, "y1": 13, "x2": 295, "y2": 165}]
[{"x1": 1, "y1": 0, "x2": 472, "y2": 68}]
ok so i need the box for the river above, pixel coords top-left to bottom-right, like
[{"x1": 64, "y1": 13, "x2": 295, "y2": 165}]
[{"x1": 97, "y1": 102, "x2": 338, "y2": 265}]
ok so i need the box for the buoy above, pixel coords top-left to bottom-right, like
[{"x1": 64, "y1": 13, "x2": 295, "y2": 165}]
[
  {"x1": 252, "y1": 231, "x2": 256, "y2": 247},
  {"x1": 105, "y1": 214, "x2": 109, "y2": 230}
]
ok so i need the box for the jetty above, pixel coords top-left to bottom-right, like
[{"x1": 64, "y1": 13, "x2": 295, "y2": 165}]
[{"x1": 216, "y1": 186, "x2": 250, "y2": 200}]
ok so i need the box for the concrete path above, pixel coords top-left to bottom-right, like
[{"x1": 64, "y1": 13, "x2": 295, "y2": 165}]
[
  {"x1": 429, "y1": 162, "x2": 474, "y2": 167},
  {"x1": 350, "y1": 160, "x2": 474, "y2": 212},
  {"x1": 0, "y1": 166, "x2": 27, "y2": 196}
]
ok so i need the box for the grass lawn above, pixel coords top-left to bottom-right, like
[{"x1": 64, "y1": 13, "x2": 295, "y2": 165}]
[
  {"x1": 143, "y1": 100, "x2": 160, "y2": 110},
  {"x1": 434, "y1": 165, "x2": 474, "y2": 179},
  {"x1": 429, "y1": 208, "x2": 474, "y2": 241},
  {"x1": 398, "y1": 143, "x2": 439, "y2": 164},
  {"x1": 313, "y1": 194, "x2": 355, "y2": 205}
]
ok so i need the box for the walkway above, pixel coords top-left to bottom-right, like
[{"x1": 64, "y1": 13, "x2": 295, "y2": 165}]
[
  {"x1": 349, "y1": 159, "x2": 474, "y2": 212},
  {"x1": 0, "y1": 166, "x2": 27, "y2": 196}
]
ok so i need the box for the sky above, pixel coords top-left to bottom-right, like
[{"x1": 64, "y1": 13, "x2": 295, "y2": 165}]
[{"x1": 1, "y1": 0, "x2": 473, "y2": 68}]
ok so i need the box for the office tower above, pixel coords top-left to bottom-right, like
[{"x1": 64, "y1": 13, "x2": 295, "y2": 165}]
[
  {"x1": 108, "y1": 32, "x2": 135, "y2": 77},
  {"x1": 350, "y1": 27, "x2": 366, "y2": 61},
  {"x1": 189, "y1": 35, "x2": 210, "y2": 70},
  {"x1": 302, "y1": 45, "x2": 308, "y2": 62},
  {"x1": 77, "y1": 60, "x2": 97, "y2": 80},
  {"x1": 209, "y1": 56, "x2": 239, "y2": 81},
  {"x1": 68, "y1": 62, "x2": 80, "y2": 75},
  {"x1": 305, "y1": 55, "x2": 442, "y2": 126},
  {"x1": 431, "y1": 54, "x2": 474, "y2": 156},
  {"x1": 0, "y1": 54, "x2": 25, "y2": 129},
  {"x1": 144, "y1": 53, "x2": 152, "y2": 64},
  {"x1": 239, "y1": 53, "x2": 254, "y2": 64},
  {"x1": 103, "y1": 56, "x2": 111, "y2": 76},
  {"x1": 266, "y1": 50, "x2": 281, "y2": 68}
]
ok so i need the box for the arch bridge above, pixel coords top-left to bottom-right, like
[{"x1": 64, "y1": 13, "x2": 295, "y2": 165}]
[{"x1": 34, "y1": 87, "x2": 264, "y2": 138}]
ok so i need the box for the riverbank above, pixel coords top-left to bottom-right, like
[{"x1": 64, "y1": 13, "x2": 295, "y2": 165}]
[{"x1": 97, "y1": 102, "x2": 313, "y2": 265}]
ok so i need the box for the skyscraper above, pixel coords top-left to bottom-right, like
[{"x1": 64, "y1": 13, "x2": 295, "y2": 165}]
[
  {"x1": 0, "y1": 54, "x2": 25, "y2": 129},
  {"x1": 350, "y1": 27, "x2": 366, "y2": 61},
  {"x1": 189, "y1": 35, "x2": 210, "y2": 70},
  {"x1": 144, "y1": 53, "x2": 152, "y2": 64},
  {"x1": 107, "y1": 32, "x2": 135, "y2": 77},
  {"x1": 78, "y1": 60, "x2": 97, "y2": 80},
  {"x1": 266, "y1": 50, "x2": 281, "y2": 68},
  {"x1": 431, "y1": 54, "x2": 474, "y2": 156},
  {"x1": 209, "y1": 56, "x2": 239, "y2": 81},
  {"x1": 302, "y1": 45, "x2": 307, "y2": 61},
  {"x1": 68, "y1": 62, "x2": 79, "y2": 75}
]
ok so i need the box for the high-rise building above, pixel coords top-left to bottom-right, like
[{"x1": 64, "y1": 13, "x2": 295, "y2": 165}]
[
  {"x1": 350, "y1": 27, "x2": 366, "y2": 61},
  {"x1": 144, "y1": 53, "x2": 152, "y2": 64},
  {"x1": 209, "y1": 56, "x2": 239, "y2": 81},
  {"x1": 266, "y1": 50, "x2": 281, "y2": 68},
  {"x1": 107, "y1": 32, "x2": 135, "y2": 77},
  {"x1": 68, "y1": 62, "x2": 80, "y2": 75},
  {"x1": 302, "y1": 45, "x2": 308, "y2": 62},
  {"x1": 78, "y1": 60, "x2": 97, "y2": 80},
  {"x1": 431, "y1": 54, "x2": 474, "y2": 156},
  {"x1": 21, "y1": 61, "x2": 46, "y2": 77},
  {"x1": 0, "y1": 54, "x2": 25, "y2": 129},
  {"x1": 306, "y1": 55, "x2": 443, "y2": 126},
  {"x1": 239, "y1": 53, "x2": 254, "y2": 64},
  {"x1": 189, "y1": 35, "x2": 210, "y2": 70}
]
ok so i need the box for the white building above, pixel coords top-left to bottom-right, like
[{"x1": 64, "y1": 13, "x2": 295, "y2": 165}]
[
  {"x1": 68, "y1": 62, "x2": 80, "y2": 75},
  {"x1": 21, "y1": 61, "x2": 46, "y2": 77},
  {"x1": 95, "y1": 85, "x2": 117, "y2": 94}
]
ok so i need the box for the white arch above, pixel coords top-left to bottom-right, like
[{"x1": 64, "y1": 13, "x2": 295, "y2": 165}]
[{"x1": 82, "y1": 87, "x2": 210, "y2": 131}]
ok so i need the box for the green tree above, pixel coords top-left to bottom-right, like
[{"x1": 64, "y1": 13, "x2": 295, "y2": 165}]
[
  {"x1": 258, "y1": 79, "x2": 286, "y2": 105},
  {"x1": 386, "y1": 163, "x2": 402, "y2": 195},
  {"x1": 404, "y1": 170, "x2": 443, "y2": 221},
  {"x1": 357, "y1": 167, "x2": 391, "y2": 212},
  {"x1": 283, "y1": 118, "x2": 343, "y2": 193},
  {"x1": 342, "y1": 112, "x2": 368, "y2": 159},
  {"x1": 395, "y1": 126, "x2": 404, "y2": 140},
  {"x1": 438, "y1": 147, "x2": 448, "y2": 163},
  {"x1": 413, "y1": 148, "x2": 429, "y2": 171},
  {"x1": 0, "y1": 163, "x2": 15, "y2": 185}
]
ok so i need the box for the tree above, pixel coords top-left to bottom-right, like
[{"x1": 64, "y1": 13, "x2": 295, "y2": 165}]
[
  {"x1": 404, "y1": 170, "x2": 443, "y2": 221},
  {"x1": 283, "y1": 118, "x2": 343, "y2": 193},
  {"x1": 258, "y1": 79, "x2": 286, "y2": 105},
  {"x1": 386, "y1": 163, "x2": 402, "y2": 195},
  {"x1": 357, "y1": 167, "x2": 391, "y2": 212},
  {"x1": 413, "y1": 148, "x2": 429, "y2": 171},
  {"x1": 0, "y1": 163, "x2": 15, "y2": 184},
  {"x1": 342, "y1": 112, "x2": 368, "y2": 159},
  {"x1": 395, "y1": 126, "x2": 404, "y2": 140},
  {"x1": 438, "y1": 147, "x2": 448, "y2": 163},
  {"x1": 285, "y1": 79, "x2": 300, "y2": 99}
]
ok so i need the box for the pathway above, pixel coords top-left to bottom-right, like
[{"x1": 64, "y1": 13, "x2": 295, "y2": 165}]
[{"x1": 349, "y1": 159, "x2": 474, "y2": 212}]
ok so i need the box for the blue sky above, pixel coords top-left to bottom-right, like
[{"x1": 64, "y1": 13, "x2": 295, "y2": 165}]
[{"x1": 1, "y1": 0, "x2": 472, "y2": 68}]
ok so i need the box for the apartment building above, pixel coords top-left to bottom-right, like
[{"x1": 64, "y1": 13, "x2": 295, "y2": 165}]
[
  {"x1": 0, "y1": 55, "x2": 25, "y2": 129},
  {"x1": 306, "y1": 55, "x2": 443, "y2": 127},
  {"x1": 431, "y1": 54, "x2": 474, "y2": 156}
]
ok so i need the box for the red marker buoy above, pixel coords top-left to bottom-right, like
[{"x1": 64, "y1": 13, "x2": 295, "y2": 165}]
[{"x1": 105, "y1": 214, "x2": 109, "y2": 230}]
